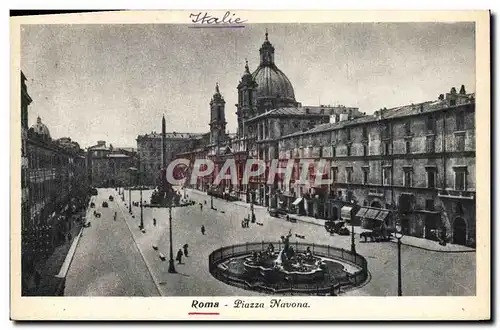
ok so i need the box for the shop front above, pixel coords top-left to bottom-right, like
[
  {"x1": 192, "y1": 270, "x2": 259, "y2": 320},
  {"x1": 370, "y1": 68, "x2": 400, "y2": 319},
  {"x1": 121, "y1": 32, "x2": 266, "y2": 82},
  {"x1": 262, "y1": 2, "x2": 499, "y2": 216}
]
[{"x1": 356, "y1": 206, "x2": 391, "y2": 230}]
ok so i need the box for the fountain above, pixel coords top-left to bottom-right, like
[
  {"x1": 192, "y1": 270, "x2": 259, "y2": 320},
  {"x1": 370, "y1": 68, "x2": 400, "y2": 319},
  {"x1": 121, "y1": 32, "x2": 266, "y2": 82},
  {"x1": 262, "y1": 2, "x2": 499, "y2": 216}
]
[
  {"x1": 211, "y1": 231, "x2": 369, "y2": 295},
  {"x1": 234, "y1": 230, "x2": 328, "y2": 284}
]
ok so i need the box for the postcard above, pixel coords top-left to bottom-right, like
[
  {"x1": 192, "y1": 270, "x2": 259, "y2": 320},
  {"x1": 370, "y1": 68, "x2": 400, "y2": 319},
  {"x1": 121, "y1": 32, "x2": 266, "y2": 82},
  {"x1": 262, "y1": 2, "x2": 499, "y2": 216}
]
[{"x1": 10, "y1": 10, "x2": 490, "y2": 321}]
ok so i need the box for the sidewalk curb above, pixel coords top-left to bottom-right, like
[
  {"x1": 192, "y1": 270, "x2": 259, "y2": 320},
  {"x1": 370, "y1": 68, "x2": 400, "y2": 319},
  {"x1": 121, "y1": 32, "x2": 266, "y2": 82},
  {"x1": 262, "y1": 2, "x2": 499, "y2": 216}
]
[
  {"x1": 55, "y1": 227, "x2": 83, "y2": 279},
  {"x1": 186, "y1": 188, "x2": 475, "y2": 254}
]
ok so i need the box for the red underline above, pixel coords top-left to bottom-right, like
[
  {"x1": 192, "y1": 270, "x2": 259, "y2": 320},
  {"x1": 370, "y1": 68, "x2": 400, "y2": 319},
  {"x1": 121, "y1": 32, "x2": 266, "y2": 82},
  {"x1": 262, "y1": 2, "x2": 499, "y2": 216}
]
[{"x1": 188, "y1": 312, "x2": 220, "y2": 315}]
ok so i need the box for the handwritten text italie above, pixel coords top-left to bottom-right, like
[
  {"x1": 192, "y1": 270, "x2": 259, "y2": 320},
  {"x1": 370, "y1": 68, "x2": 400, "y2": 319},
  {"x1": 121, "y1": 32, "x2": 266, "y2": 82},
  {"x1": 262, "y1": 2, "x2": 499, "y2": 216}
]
[{"x1": 189, "y1": 11, "x2": 247, "y2": 25}]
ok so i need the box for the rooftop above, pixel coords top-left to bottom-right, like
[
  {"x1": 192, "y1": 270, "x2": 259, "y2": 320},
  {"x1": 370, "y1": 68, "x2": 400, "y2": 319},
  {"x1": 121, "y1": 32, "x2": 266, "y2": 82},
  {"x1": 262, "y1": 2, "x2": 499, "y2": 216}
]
[
  {"x1": 245, "y1": 107, "x2": 330, "y2": 123},
  {"x1": 281, "y1": 93, "x2": 475, "y2": 139},
  {"x1": 137, "y1": 132, "x2": 203, "y2": 139}
]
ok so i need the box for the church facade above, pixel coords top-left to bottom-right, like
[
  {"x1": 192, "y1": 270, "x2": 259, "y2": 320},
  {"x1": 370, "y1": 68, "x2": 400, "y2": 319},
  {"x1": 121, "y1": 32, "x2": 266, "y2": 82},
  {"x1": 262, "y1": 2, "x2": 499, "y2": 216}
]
[{"x1": 177, "y1": 32, "x2": 362, "y2": 207}]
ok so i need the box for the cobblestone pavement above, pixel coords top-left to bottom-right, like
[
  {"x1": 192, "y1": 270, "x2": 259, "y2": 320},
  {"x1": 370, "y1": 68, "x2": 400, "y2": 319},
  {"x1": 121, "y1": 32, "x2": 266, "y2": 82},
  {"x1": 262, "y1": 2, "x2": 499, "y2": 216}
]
[
  {"x1": 64, "y1": 189, "x2": 160, "y2": 296},
  {"x1": 119, "y1": 187, "x2": 475, "y2": 296}
]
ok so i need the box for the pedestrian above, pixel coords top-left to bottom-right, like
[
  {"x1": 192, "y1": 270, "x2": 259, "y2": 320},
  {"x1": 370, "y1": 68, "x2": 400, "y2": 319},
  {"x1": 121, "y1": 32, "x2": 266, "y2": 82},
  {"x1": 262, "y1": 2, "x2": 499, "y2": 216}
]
[
  {"x1": 153, "y1": 218, "x2": 157, "y2": 226},
  {"x1": 176, "y1": 249, "x2": 183, "y2": 264},
  {"x1": 204, "y1": 200, "x2": 207, "y2": 205},
  {"x1": 201, "y1": 225, "x2": 205, "y2": 235},
  {"x1": 183, "y1": 244, "x2": 189, "y2": 257}
]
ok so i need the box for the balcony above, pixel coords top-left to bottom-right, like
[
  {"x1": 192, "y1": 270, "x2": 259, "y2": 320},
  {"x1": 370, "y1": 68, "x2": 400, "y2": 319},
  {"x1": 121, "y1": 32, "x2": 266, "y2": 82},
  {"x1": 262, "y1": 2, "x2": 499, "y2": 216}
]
[{"x1": 438, "y1": 189, "x2": 475, "y2": 200}]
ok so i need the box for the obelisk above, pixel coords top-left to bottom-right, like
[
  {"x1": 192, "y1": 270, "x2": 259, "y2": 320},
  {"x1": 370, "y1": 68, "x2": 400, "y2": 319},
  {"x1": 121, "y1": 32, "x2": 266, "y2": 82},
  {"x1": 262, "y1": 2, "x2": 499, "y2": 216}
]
[{"x1": 162, "y1": 114, "x2": 167, "y2": 194}]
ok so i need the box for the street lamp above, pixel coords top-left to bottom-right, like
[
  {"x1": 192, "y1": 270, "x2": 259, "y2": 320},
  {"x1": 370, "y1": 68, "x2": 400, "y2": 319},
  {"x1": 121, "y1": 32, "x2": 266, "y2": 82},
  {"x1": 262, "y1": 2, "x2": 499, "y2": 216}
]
[
  {"x1": 350, "y1": 218, "x2": 356, "y2": 254},
  {"x1": 394, "y1": 221, "x2": 404, "y2": 296},
  {"x1": 168, "y1": 200, "x2": 176, "y2": 273},
  {"x1": 128, "y1": 167, "x2": 138, "y2": 214}
]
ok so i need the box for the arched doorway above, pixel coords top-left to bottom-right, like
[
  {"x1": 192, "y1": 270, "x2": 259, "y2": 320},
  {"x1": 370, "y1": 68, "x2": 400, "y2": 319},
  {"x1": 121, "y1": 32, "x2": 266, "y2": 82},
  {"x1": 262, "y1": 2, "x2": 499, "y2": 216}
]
[
  {"x1": 331, "y1": 207, "x2": 338, "y2": 221},
  {"x1": 453, "y1": 217, "x2": 467, "y2": 245},
  {"x1": 371, "y1": 201, "x2": 382, "y2": 208}
]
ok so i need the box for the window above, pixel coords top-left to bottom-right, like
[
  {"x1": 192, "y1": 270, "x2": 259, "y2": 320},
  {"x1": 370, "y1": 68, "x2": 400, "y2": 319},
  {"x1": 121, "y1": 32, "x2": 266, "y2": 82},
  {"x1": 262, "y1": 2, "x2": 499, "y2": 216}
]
[
  {"x1": 427, "y1": 170, "x2": 436, "y2": 188},
  {"x1": 425, "y1": 199, "x2": 435, "y2": 211},
  {"x1": 363, "y1": 170, "x2": 368, "y2": 185},
  {"x1": 363, "y1": 126, "x2": 368, "y2": 140},
  {"x1": 455, "y1": 134, "x2": 465, "y2": 151},
  {"x1": 331, "y1": 167, "x2": 338, "y2": 183},
  {"x1": 405, "y1": 141, "x2": 411, "y2": 154},
  {"x1": 426, "y1": 116, "x2": 435, "y2": 132},
  {"x1": 382, "y1": 124, "x2": 390, "y2": 139},
  {"x1": 333, "y1": 147, "x2": 336, "y2": 158},
  {"x1": 426, "y1": 136, "x2": 435, "y2": 153},
  {"x1": 346, "y1": 145, "x2": 351, "y2": 156},
  {"x1": 456, "y1": 111, "x2": 465, "y2": 131},
  {"x1": 454, "y1": 169, "x2": 467, "y2": 191},
  {"x1": 363, "y1": 144, "x2": 368, "y2": 157},
  {"x1": 346, "y1": 168, "x2": 353, "y2": 183},
  {"x1": 404, "y1": 170, "x2": 412, "y2": 187},
  {"x1": 384, "y1": 142, "x2": 391, "y2": 155},
  {"x1": 330, "y1": 131, "x2": 336, "y2": 143},
  {"x1": 383, "y1": 167, "x2": 391, "y2": 186},
  {"x1": 404, "y1": 120, "x2": 411, "y2": 136},
  {"x1": 346, "y1": 128, "x2": 351, "y2": 141}
]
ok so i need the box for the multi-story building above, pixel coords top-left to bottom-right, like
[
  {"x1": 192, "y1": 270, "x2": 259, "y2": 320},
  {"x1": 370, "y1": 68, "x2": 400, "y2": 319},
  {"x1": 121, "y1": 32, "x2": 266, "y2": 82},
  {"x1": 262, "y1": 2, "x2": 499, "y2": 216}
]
[
  {"x1": 86, "y1": 141, "x2": 137, "y2": 187},
  {"x1": 136, "y1": 131, "x2": 201, "y2": 186},
  {"x1": 21, "y1": 71, "x2": 32, "y2": 231},
  {"x1": 176, "y1": 32, "x2": 361, "y2": 205},
  {"x1": 277, "y1": 86, "x2": 475, "y2": 246},
  {"x1": 173, "y1": 33, "x2": 476, "y2": 247}
]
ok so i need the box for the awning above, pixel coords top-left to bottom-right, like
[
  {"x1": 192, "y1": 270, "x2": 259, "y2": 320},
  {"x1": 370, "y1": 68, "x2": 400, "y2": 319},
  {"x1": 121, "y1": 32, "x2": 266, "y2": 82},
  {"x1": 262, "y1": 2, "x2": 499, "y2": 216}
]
[
  {"x1": 356, "y1": 207, "x2": 368, "y2": 218},
  {"x1": 341, "y1": 206, "x2": 353, "y2": 220},
  {"x1": 292, "y1": 197, "x2": 303, "y2": 206},
  {"x1": 364, "y1": 208, "x2": 381, "y2": 220},
  {"x1": 375, "y1": 210, "x2": 390, "y2": 222}
]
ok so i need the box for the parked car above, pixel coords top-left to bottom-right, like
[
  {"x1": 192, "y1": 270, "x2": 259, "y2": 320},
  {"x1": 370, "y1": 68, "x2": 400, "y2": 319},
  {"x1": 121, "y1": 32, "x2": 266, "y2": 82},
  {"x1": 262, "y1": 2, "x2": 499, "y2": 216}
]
[
  {"x1": 109, "y1": 195, "x2": 114, "y2": 201},
  {"x1": 102, "y1": 201, "x2": 108, "y2": 208}
]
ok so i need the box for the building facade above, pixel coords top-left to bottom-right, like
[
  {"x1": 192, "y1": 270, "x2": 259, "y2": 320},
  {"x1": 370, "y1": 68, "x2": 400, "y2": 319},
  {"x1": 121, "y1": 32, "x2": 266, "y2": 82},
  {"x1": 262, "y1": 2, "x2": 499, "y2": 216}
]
[
  {"x1": 173, "y1": 34, "x2": 476, "y2": 247},
  {"x1": 277, "y1": 86, "x2": 475, "y2": 246},
  {"x1": 136, "y1": 131, "x2": 201, "y2": 186},
  {"x1": 87, "y1": 141, "x2": 138, "y2": 187},
  {"x1": 176, "y1": 32, "x2": 360, "y2": 205},
  {"x1": 21, "y1": 72, "x2": 91, "y2": 293}
]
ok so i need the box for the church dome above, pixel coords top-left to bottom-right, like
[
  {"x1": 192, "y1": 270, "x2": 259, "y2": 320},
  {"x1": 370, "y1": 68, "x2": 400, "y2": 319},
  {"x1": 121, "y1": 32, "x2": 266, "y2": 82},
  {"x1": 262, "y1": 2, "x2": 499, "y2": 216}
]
[
  {"x1": 251, "y1": 32, "x2": 296, "y2": 102},
  {"x1": 31, "y1": 116, "x2": 51, "y2": 140}
]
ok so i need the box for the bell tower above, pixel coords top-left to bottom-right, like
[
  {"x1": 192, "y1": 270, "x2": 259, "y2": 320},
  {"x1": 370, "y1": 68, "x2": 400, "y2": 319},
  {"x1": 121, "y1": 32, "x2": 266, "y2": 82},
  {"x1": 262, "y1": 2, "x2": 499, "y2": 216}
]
[
  {"x1": 209, "y1": 83, "x2": 226, "y2": 147},
  {"x1": 236, "y1": 59, "x2": 258, "y2": 137}
]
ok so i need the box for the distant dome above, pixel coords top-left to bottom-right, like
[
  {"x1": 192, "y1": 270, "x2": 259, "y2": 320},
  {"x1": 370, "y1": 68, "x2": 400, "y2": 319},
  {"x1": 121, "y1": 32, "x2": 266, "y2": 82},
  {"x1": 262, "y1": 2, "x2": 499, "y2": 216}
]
[
  {"x1": 31, "y1": 116, "x2": 51, "y2": 140},
  {"x1": 251, "y1": 32, "x2": 296, "y2": 102}
]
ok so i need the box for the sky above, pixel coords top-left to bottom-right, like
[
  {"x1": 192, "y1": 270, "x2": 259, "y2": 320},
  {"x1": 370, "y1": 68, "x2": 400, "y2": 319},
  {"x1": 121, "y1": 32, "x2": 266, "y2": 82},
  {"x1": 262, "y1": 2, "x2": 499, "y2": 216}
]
[{"x1": 20, "y1": 23, "x2": 475, "y2": 149}]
